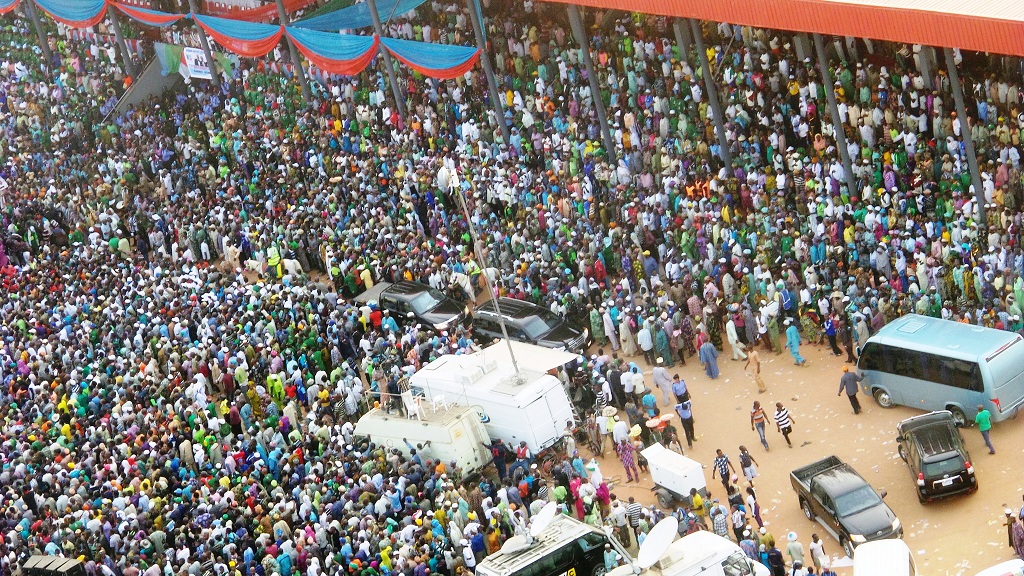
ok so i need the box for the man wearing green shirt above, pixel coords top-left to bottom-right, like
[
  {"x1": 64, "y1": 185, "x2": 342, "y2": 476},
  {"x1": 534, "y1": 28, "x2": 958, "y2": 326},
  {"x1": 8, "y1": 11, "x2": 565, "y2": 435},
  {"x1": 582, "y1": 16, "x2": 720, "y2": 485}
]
[{"x1": 975, "y1": 405, "x2": 995, "y2": 454}]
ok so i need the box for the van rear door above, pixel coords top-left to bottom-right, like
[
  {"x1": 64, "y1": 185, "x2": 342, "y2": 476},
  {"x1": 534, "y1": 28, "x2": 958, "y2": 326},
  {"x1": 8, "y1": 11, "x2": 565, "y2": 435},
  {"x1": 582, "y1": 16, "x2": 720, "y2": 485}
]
[{"x1": 985, "y1": 338, "x2": 1024, "y2": 418}]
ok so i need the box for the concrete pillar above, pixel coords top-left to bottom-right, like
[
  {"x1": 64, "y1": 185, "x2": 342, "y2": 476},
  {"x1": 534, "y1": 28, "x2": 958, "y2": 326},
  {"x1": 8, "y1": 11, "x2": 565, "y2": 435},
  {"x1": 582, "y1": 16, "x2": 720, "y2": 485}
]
[
  {"x1": 918, "y1": 46, "x2": 935, "y2": 91},
  {"x1": 466, "y1": 0, "x2": 509, "y2": 144},
  {"x1": 845, "y1": 36, "x2": 859, "y2": 61},
  {"x1": 187, "y1": 0, "x2": 221, "y2": 86},
  {"x1": 671, "y1": 18, "x2": 691, "y2": 62},
  {"x1": 944, "y1": 47, "x2": 985, "y2": 223},
  {"x1": 107, "y1": 5, "x2": 137, "y2": 78},
  {"x1": 276, "y1": 0, "x2": 311, "y2": 103},
  {"x1": 814, "y1": 33, "x2": 856, "y2": 196},
  {"x1": 793, "y1": 34, "x2": 810, "y2": 64},
  {"x1": 567, "y1": 4, "x2": 616, "y2": 161},
  {"x1": 689, "y1": 19, "x2": 732, "y2": 169},
  {"x1": 367, "y1": 0, "x2": 407, "y2": 121}
]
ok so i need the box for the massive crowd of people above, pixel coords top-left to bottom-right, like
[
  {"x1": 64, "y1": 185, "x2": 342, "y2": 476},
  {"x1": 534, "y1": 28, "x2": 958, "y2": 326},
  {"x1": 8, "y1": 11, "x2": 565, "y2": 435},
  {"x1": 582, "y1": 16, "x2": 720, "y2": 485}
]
[{"x1": 0, "y1": 0, "x2": 1023, "y2": 574}]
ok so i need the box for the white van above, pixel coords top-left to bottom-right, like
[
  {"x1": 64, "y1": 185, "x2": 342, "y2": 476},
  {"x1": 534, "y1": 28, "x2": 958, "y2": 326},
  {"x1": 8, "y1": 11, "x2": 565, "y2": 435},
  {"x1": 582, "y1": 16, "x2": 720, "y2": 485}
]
[
  {"x1": 608, "y1": 531, "x2": 770, "y2": 576},
  {"x1": 853, "y1": 539, "x2": 917, "y2": 576},
  {"x1": 409, "y1": 340, "x2": 577, "y2": 452},
  {"x1": 976, "y1": 559, "x2": 1024, "y2": 576},
  {"x1": 353, "y1": 405, "x2": 492, "y2": 474}
]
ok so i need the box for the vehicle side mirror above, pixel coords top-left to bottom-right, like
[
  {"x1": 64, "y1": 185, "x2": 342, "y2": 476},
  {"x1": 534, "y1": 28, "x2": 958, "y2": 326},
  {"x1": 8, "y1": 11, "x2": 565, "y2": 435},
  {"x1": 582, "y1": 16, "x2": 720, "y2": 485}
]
[
  {"x1": 895, "y1": 436, "x2": 903, "y2": 443},
  {"x1": 879, "y1": 489, "x2": 888, "y2": 499}
]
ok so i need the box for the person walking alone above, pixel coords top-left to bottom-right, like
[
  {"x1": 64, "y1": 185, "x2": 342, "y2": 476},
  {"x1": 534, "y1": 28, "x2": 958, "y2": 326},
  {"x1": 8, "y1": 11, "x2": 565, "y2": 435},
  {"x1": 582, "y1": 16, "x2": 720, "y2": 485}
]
[
  {"x1": 976, "y1": 404, "x2": 996, "y2": 454},
  {"x1": 699, "y1": 339, "x2": 721, "y2": 379},
  {"x1": 784, "y1": 318, "x2": 805, "y2": 366},
  {"x1": 744, "y1": 348, "x2": 767, "y2": 393},
  {"x1": 750, "y1": 401, "x2": 770, "y2": 450},
  {"x1": 837, "y1": 366, "x2": 864, "y2": 414},
  {"x1": 774, "y1": 402, "x2": 796, "y2": 448}
]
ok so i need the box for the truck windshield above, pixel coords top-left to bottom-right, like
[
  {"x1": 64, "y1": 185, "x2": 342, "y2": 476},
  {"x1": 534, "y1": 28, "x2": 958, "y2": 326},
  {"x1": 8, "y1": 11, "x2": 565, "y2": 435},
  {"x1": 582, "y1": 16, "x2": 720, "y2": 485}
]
[
  {"x1": 409, "y1": 290, "x2": 444, "y2": 314},
  {"x1": 834, "y1": 485, "x2": 882, "y2": 517},
  {"x1": 722, "y1": 551, "x2": 756, "y2": 576}
]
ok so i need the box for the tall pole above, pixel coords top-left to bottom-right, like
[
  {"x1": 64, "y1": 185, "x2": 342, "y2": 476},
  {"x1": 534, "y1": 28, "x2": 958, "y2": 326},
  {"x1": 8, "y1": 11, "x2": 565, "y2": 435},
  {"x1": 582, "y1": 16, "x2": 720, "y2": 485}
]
[
  {"x1": 366, "y1": 0, "x2": 407, "y2": 122},
  {"x1": 567, "y1": 4, "x2": 615, "y2": 162},
  {"x1": 689, "y1": 19, "x2": 732, "y2": 170},
  {"x1": 813, "y1": 33, "x2": 857, "y2": 196},
  {"x1": 187, "y1": 0, "x2": 221, "y2": 87},
  {"x1": 466, "y1": 0, "x2": 509, "y2": 144},
  {"x1": 275, "y1": 0, "x2": 311, "y2": 103},
  {"x1": 944, "y1": 47, "x2": 985, "y2": 223},
  {"x1": 25, "y1": 1, "x2": 52, "y2": 66},
  {"x1": 107, "y1": 5, "x2": 137, "y2": 78},
  {"x1": 454, "y1": 164, "x2": 521, "y2": 380}
]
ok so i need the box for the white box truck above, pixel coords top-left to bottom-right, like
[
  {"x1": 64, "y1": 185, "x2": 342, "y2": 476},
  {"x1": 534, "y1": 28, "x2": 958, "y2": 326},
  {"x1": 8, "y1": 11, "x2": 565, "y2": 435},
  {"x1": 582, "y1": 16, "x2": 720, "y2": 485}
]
[
  {"x1": 353, "y1": 405, "x2": 492, "y2": 474},
  {"x1": 409, "y1": 340, "x2": 578, "y2": 452}
]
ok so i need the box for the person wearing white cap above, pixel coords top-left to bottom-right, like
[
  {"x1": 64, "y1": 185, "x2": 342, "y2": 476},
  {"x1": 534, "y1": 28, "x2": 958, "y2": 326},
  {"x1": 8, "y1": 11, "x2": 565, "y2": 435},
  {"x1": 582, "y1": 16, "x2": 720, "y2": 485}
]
[
  {"x1": 461, "y1": 537, "x2": 477, "y2": 571},
  {"x1": 652, "y1": 357, "x2": 673, "y2": 405},
  {"x1": 786, "y1": 531, "x2": 805, "y2": 567}
]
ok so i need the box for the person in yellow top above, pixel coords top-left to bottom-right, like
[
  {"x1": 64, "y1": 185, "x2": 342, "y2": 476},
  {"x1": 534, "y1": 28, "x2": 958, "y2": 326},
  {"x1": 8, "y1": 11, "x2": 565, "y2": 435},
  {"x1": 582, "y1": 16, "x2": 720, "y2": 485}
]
[{"x1": 690, "y1": 488, "x2": 706, "y2": 526}]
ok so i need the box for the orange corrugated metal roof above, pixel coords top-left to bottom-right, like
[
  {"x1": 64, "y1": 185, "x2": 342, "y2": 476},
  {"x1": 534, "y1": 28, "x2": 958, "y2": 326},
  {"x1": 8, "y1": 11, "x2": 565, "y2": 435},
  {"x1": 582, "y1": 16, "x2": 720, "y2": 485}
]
[{"x1": 540, "y1": 0, "x2": 1024, "y2": 57}]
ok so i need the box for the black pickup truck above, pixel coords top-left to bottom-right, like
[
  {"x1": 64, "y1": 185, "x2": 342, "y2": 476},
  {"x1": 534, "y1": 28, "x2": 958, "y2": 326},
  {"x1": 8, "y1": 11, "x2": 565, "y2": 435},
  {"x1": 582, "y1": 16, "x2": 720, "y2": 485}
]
[{"x1": 791, "y1": 455, "x2": 902, "y2": 558}]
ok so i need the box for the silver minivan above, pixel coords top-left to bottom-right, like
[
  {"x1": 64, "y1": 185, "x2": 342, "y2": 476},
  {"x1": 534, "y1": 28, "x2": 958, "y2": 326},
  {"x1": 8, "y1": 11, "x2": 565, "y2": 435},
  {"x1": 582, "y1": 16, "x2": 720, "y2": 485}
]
[{"x1": 857, "y1": 315, "x2": 1024, "y2": 426}]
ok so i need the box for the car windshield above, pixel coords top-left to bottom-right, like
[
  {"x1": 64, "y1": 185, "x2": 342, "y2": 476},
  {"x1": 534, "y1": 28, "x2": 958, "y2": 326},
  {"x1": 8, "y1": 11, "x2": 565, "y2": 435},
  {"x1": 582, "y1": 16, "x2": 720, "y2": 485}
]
[
  {"x1": 834, "y1": 485, "x2": 883, "y2": 517},
  {"x1": 409, "y1": 290, "x2": 444, "y2": 314},
  {"x1": 522, "y1": 312, "x2": 563, "y2": 339},
  {"x1": 922, "y1": 454, "x2": 966, "y2": 477}
]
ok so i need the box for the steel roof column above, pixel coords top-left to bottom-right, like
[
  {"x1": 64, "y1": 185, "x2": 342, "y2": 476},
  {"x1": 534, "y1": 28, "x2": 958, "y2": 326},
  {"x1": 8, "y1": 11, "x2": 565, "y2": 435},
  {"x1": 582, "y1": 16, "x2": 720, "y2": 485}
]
[
  {"x1": 107, "y1": 5, "x2": 137, "y2": 79},
  {"x1": 367, "y1": 0, "x2": 408, "y2": 122},
  {"x1": 276, "y1": 0, "x2": 312, "y2": 103},
  {"x1": 467, "y1": 0, "x2": 510, "y2": 144},
  {"x1": 689, "y1": 19, "x2": 732, "y2": 170},
  {"x1": 944, "y1": 47, "x2": 985, "y2": 224},
  {"x1": 567, "y1": 4, "x2": 616, "y2": 164},
  {"x1": 25, "y1": 1, "x2": 52, "y2": 67},
  {"x1": 814, "y1": 33, "x2": 857, "y2": 198},
  {"x1": 186, "y1": 0, "x2": 221, "y2": 86}
]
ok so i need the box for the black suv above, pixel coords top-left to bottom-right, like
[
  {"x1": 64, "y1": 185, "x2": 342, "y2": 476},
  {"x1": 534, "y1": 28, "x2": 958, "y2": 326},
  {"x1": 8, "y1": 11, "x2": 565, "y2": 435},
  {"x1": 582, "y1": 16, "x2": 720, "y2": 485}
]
[
  {"x1": 896, "y1": 410, "x2": 977, "y2": 503},
  {"x1": 472, "y1": 297, "x2": 590, "y2": 353},
  {"x1": 359, "y1": 281, "x2": 469, "y2": 333}
]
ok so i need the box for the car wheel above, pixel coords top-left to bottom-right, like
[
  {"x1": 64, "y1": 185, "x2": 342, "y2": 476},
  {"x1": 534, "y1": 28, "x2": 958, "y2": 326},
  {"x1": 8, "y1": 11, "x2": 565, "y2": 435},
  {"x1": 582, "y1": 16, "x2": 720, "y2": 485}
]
[
  {"x1": 897, "y1": 444, "x2": 906, "y2": 462},
  {"x1": 841, "y1": 537, "x2": 855, "y2": 558},
  {"x1": 801, "y1": 498, "x2": 815, "y2": 521},
  {"x1": 873, "y1": 388, "x2": 894, "y2": 408},
  {"x1": 948, "y1": 406, "x2": 969, "y2": 428},
  {"x1": 592, "y1": 566, "x2": 607, "y2": 576}
]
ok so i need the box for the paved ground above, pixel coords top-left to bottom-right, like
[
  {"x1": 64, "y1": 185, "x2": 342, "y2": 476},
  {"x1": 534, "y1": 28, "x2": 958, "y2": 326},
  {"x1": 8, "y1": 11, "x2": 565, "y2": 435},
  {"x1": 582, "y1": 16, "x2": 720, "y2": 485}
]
[{"x1": 582, "y1": 336, "x2": 1021, "y2": 575}]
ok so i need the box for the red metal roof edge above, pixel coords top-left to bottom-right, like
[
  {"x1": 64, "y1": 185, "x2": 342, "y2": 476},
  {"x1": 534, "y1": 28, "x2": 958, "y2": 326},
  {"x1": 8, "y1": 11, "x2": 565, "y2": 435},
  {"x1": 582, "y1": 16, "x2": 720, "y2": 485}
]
[{"x1": 540, "y1": 0, "x2": 1024, "y2": 57}]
